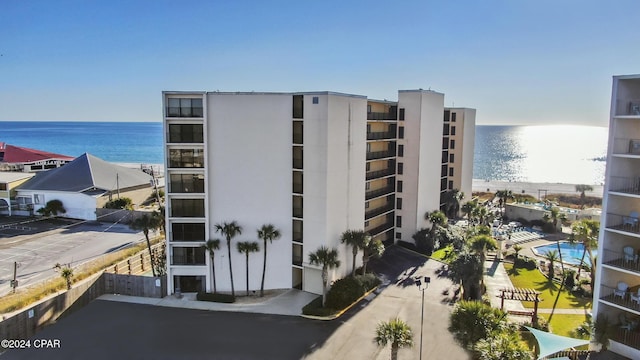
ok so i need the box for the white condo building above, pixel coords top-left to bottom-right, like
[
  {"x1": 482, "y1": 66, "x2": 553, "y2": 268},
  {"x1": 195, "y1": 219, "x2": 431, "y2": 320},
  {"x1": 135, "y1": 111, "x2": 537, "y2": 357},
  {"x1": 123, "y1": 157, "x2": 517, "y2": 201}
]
[
  {"x1": 163, "y1": 90, "x2": 475, "y2": 296},
  {"x1": 594, "y1": 74, "x2": 640, "y2": 358}
]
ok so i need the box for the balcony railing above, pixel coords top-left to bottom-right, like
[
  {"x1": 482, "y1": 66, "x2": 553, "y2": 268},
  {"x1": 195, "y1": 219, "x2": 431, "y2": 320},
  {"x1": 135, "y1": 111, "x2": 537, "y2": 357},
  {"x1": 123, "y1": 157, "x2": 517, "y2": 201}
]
[
  {"x1": 367, "y1": 150, "x2": 396, "y2": 161},
  {"x1": 605, "y1": 213, "x2": 640, "y2": 235},
  {"x1": 599, "y1": 283, "x2": 640, "y2": 312},
  {"x1": 166, "y1": 107, "x2": 204, "y2": 118},
  {"x1": 609, "y1": 176, "x2": 640, "y2": 195},
  {"x1": 367, "y1": 131, "x2": 397, "y2": 141},
  {"x1": 613, "y1": 138, "x2": 640, "y2": 156},
  {"x1": 366, "y1": 168, "x2": 395, "y2": 180},
  {"x1": 615, "y1": 99, "x2": 640, "y2": 116},
  {"x1": 367, "y1": 221, "x2": 394, "y2": 236},
  {"x1": 602, "y1": 248, "x2": 640, "y2": 274},
  {"x1": 171, "y1": 256, "x2": 206, "y2": 266},
  {"x1": 612, "y1": 327, "x2": 640, "y2": 350},
  {"x1": 367, "y1": 112, "x2": 397, "y2": 121},
  {"x1": 366, "y1": 185, "x2": 395, "y2": 200},
  {"x1": 365, "y1": 203, "x2": 394, "y2": 220}
]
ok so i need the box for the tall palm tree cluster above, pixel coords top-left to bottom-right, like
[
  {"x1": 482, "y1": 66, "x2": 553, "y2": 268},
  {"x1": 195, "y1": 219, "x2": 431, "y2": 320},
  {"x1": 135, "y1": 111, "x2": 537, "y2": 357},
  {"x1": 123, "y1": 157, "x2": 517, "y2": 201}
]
[
  {"x1": 446, "y1": 226, "x2": 497, "y2": 300},
  {"x1": 129, "y1": 210, "x2": 165, "y2": 277},
  {"x1": 205, "y1": 221, "x2": 281, "y2": 297}
]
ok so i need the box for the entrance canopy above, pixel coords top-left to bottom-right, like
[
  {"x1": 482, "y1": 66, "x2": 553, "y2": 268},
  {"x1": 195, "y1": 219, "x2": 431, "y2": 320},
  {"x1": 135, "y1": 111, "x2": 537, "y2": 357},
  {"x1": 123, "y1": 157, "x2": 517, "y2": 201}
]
[{"x1": 524, "y1": 326, "x2": 590, "y2": 360}]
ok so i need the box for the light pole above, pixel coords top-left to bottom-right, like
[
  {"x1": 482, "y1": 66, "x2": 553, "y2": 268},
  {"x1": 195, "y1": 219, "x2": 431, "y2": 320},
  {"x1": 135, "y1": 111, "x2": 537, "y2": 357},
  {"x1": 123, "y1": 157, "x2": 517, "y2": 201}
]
[{"x1": 415, "y1": 276, "x2": 430, "y2": 360}]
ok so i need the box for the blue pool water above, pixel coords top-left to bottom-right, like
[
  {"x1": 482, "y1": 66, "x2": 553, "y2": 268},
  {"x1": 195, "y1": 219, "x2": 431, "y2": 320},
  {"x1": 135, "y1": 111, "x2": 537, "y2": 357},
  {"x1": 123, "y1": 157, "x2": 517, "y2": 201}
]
[{"x1": 533, "y1": 242, "x2": 597, "y2": 266}]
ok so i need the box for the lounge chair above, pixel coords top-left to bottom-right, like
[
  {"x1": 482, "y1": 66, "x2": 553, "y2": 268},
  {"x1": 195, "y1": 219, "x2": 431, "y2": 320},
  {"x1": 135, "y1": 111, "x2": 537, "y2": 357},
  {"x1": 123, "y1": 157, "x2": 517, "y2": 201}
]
[
  {"x1": 623, "y1": 246, "x2": 638, "y2": 264},
  {"x1": 614, "y1": 282, "x2": 629, "y2": 299},
  {"x1": 623, "y1": 211, "x2": 639, "y2": 230},
  {"x1": 631, "y1": 288, "x2": 640, "y2": 306}
]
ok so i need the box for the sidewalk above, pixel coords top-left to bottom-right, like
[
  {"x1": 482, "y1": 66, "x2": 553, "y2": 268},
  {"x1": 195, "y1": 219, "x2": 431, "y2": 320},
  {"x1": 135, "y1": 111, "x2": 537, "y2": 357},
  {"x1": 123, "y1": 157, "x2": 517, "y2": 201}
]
[
  {"x1": 484, "y1": 259, "x2": 526, "y2": 313},
  {"x1": 99, "y1": 288, "x2": 318, "y2": 317}
]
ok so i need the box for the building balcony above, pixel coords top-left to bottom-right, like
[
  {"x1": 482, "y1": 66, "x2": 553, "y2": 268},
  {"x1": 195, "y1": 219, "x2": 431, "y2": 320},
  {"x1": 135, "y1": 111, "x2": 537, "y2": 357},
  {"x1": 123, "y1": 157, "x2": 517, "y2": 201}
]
[
  {"x1": 367, "y1": 131, "x2": 397, "y2": 141},
  {"x1": 367, "y1": 112, "x2": 397, "y2": 121},
  {"x1": 603, "y1": 248, "x2": 640, "y2": 275},
  {"x1": 605, "y1": 213, "x2": 640, "y2": 236},
  {"x1": 615, "y1": 99, "x2": 640, "y2": 117},
  {"x1": 367, "y1": 150, "x2": 396, "y2": 161},
  {"x1": 611, "y1": 328, "x2": 640, "y2": 351},
  {"x1": 609, "y1": 176, "x2": 640, "y2": 196},
  {"x1": 365, "y1": 203, "x2": 394, "y2": 220},
  {"x1": 367, "y1": 221, "x2": 394, "y2": 237},
  {"x1": 366, "y1": 168, "x2": 395, "y2": 181},
  {"x1": 166, "y1": 106, "x2": 204, "y2": 118},
  {"x1": 366, "y1": 185, "x2": 395, "y2": 200},
  {"x1": 171, "y1": 256, "x2": 206, "y2": 266},
  {"x1": 613, "y1": 138, "x2": 640, "y2": 156},
  {"x1": 600, "y1": 283, "x2": 640, "y2": 313}
]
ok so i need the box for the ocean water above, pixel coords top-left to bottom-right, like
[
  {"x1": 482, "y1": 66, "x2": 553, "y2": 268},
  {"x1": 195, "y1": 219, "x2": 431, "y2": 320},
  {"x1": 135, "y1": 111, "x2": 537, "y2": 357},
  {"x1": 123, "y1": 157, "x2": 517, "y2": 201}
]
[
  {"x1": 0, "y1": 122, "x2": 608, "y2": 185},
  {"x1": 474, "y1": 125, "x2": 608, "y2": 185},
  {"x1": 0, "y1": 121, "x2": 163, "y2": 164}
]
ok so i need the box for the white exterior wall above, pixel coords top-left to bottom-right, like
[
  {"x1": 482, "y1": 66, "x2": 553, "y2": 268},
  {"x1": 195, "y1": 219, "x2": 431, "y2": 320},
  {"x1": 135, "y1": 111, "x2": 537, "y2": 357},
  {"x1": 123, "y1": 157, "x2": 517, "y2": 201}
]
[
  {"x1": 447, "y1": 108, "x2": 476, "y2": 202},
  {"x1": 16, "y1": 190, "x2": 98, "y2": 220},
  {"x1": 396, "y1": 90, "x2": 444, "y2": 241},
  {"x1": 207, "y1": 93, "x2": 293, "y2": 293},
  {"x1": 302, "y1": 93, "x2": 367, "y2": 294}
]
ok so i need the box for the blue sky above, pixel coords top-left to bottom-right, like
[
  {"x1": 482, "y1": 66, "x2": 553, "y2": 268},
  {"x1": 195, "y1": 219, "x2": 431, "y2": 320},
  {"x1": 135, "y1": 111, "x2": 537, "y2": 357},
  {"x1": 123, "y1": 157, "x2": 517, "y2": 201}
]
[{"x1": 1, "y1": 0, "x2": 638, "y2": 125}]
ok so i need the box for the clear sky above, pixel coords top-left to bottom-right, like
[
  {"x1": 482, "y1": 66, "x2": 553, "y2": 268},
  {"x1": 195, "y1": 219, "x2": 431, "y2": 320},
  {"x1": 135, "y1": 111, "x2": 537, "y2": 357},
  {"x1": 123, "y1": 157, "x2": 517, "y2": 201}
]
[{"x1": 1, "y1": 0, "x2": 638, "y2": 125}]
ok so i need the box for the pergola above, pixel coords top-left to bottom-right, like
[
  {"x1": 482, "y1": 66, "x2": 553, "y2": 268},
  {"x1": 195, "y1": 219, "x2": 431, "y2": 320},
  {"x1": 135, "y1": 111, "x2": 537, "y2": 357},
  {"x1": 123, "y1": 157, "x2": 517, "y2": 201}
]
[{"x1": 498, "y1": 287, "x2": 541, "y2": 324}]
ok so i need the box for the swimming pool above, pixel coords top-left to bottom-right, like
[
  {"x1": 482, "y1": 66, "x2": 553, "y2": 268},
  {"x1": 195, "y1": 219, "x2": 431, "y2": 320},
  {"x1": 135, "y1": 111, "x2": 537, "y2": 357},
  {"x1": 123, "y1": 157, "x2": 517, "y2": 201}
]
[{"x1": 533, "y1": 242, "x2": 597, "y2": 266}]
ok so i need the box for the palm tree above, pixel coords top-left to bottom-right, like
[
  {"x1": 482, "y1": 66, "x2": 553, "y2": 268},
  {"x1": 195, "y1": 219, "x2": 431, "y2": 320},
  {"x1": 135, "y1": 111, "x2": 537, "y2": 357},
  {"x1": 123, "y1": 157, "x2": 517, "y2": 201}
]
[
  {"x1": 472, "y1": 206, "x2": 489, "y2": 226},
  {"x1": 257, "y1": 224, "x2": 281, "y2": 297},
  {"x1": 512, "y1": 244, "x2": 523, "y2": 263},
  {"x1": 425, "y1": 210, "x2": 448, "y2": 239},
  {"x1": 470, "y1": 235, "x2": 498, "y2": 266},
  {"x1": 442, "y1": 189, "x2": 464, "y2": 218},
  {"x1": 130, "y1": 214, "x2": 161, "y2": 276},
  {"x1": 203, "y1": 239, "x2": 221, "y2": 293},
  {"x1": 237, "y1": 241, "x2": 260, "y2": 296},
  {"x1": 340, "y1": 230, "x2": 370, "y2": 276},
  {"x1": 449, "y1": 300, "x2": 509, "y2": 349},
  {"x1": 215, "y1": 221, "x2": 242, "y2": 297},
  {"x1": 447, "y1": 250, "x2": 483, "y2": 300},
  {"x1": 362, "y1": 238, "x2": 385, "y2": 274},
  {"x1": 569, "y1": 219, "x2": 599, "y2": 285},
  {"x1": 461, "y1": 200, "x2": 477, "y2": 222},
  {"x1": 575, "y1": 184, "x2": 594, "y2": 208},
  {"x1": 494, "y1": 190, "x2": 514, "y2": 217},
  {"x1": 543, "y1": 249, "x2": 560, "y2": 280},
  {"x1": 374, "y1": 318, "x2": 414, "y2": 360},
  {"x1": 156, "y1": 206, "x2": 166, "y2": 234},
  {"x1": 308, "y1": 246, "x2": 341, "y2": 307},
  {"x1": 54, "y1": 263, "x2": 74, "y2": 290},
  {"x1": 473, "y1": 331, "x2": 533, "y2": 360},
  {"x1": 543, "y1": 207, "x2": 568, "y2": 232}
]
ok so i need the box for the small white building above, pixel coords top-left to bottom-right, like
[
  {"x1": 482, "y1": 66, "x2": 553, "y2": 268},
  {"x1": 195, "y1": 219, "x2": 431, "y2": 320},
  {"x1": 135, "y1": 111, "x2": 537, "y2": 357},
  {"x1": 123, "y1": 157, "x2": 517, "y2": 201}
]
[
  {"x1": 0, "y1": 172, "x2": 36, "y2": 216},
  {"x1": 16, "y1": 153, "x2": 154, "y2": 220}
]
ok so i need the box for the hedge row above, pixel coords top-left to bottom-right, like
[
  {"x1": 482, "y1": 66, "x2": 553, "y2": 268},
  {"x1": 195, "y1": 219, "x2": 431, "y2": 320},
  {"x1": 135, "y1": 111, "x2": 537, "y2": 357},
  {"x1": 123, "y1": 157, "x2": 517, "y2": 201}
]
[{"x1": 303, "y1": 274, "x2": 381, "y2": 317}]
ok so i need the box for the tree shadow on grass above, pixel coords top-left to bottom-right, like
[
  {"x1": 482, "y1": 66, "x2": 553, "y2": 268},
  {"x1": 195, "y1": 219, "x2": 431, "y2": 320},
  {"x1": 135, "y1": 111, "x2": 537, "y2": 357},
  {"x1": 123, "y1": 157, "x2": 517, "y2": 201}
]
[{"x1": 507, "y1": 266, "x2": 521, "y2": 276}]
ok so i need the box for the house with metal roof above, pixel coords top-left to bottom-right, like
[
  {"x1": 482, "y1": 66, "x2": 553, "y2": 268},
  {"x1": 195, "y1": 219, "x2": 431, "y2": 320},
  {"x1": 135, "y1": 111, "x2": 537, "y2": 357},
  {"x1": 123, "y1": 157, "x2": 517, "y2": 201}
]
[
  {"x1": 15, "y1": 153, "x2": 154, "y2": 220},
  {"x1": 0, "y1": 142, "x2": 75, "y2": 172}
]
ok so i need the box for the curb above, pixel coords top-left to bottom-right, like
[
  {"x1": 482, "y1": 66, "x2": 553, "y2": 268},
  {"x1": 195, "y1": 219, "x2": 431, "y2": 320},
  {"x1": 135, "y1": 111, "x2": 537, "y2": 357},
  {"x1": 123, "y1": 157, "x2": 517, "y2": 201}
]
[{"x1": 300, "y1": 285, "x2": 379, "y2": 321}]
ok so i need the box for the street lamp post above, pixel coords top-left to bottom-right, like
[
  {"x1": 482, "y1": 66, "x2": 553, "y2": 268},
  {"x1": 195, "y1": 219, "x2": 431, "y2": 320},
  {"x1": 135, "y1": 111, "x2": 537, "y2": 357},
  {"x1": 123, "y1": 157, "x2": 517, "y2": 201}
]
[{"x1": 414, "y1": 276, "x2": 430, "y2": 360}]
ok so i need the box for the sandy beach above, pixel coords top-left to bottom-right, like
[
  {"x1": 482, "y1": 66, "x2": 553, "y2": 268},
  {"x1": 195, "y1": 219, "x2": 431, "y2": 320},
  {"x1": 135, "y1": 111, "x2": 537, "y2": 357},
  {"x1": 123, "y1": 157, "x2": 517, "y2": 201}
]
[{"x1": 473, "y1": 179, "x2": 603, "y2": 199}]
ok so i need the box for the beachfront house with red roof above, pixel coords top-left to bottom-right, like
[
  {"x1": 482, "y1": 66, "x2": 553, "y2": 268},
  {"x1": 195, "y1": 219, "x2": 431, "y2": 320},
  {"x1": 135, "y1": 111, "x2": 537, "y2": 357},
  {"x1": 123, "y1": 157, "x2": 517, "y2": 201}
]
[
  {"x1": 0, "y1": 142, "x2": 75, "y2": 172},
  {"x1": 15, "y1": 153, "x2": 154, "y2": 220}
]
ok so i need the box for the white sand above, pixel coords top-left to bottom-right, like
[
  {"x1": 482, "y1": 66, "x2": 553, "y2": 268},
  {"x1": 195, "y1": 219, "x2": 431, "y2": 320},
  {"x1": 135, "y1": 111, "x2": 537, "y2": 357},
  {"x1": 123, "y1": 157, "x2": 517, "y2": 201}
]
[{"x1": 473, "y1": 179, "x2": 603, "y2": 198}]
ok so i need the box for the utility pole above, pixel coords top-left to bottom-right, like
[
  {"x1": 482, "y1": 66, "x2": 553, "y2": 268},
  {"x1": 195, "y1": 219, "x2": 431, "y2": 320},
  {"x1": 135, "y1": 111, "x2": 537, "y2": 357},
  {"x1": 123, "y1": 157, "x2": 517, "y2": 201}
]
[
  {"x1": 11, "y1": 261, "x2": 18, "y2": 293},
  {"x1": 116, "y1": 173, "x2": 120, "y2": 199}
]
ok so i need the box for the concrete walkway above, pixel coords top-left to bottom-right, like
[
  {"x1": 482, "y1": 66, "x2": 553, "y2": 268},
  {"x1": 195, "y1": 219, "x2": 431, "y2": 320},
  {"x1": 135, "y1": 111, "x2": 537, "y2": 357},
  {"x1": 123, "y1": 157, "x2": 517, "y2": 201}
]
[
  {"x1": 99, "y1": 288, "x2": 318, "y2": 317},
  {"x1": 484, "y1": 259, "x2": 527, "y2": 313}
]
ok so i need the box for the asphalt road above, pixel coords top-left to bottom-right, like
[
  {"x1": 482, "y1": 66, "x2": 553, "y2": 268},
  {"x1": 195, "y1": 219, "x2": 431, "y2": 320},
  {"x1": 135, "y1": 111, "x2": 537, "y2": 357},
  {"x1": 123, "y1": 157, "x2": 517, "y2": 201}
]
[
  {"x1": 1, "y1": 246, "x2": 471, "y2": 360},
  {"x1": 0, "y1": 220, "x2": 146, "y2": 295}
]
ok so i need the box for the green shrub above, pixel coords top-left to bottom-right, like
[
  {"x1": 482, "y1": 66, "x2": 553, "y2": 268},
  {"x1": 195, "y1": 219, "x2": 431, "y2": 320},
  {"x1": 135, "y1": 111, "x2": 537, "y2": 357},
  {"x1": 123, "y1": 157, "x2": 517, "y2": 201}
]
[
  {"x1": 325, "y1": 274, "x2": 380, "y2": 310},
  {"x1": 524, "y1": 315, "x2": 550, "y2": 332},
  {"x1": 302, "y1": 296, "x2": 337, "y2": 316},
  {"x1": 105, "y1": 197, "x2": 133, "y2": 210},
  {"x1": 357, "y1": 273, "x2": 381, "y2": 291},
  {"x1": 196, "y1": 292, "x2": 235, "y2": 303},
  {"x1": 542, "y1": 222, "x2": 556, "y2": 233},
  {"x1": 515, "y1": 257, "x2": 537, "y2": 270}
]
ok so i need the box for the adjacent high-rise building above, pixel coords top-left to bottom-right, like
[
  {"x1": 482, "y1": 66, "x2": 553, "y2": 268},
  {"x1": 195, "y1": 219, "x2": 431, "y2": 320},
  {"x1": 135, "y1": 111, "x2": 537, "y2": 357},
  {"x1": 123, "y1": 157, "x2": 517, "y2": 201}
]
[
  {"x1": 162, "y1": 89, "x2": 475, "y2": 296},
  {"x1": 593, "y1": 74, "x2": 640, "y2": 358}
]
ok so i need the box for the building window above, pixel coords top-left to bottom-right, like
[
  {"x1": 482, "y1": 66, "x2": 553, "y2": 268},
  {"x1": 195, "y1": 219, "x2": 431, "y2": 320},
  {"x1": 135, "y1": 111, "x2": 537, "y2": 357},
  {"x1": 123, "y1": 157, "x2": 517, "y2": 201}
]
[
  {"x1": 293, "y1": 195, "x2": 303, "y2": 218},
  {"x1": 449, "y1": 154, "x2": 455, "y2": 163},
  {"x1": 168, "y1": 124, "x2": 203, "y2": 143},
  {"x1": 293, "y1": 220, "x2": 303, "y2": 243},
  {"x1": 451, "y1": 126, "x2": 456, "y2": 135},
  {"x1": 451, "y1": 112, "x2": 457, "y2": 122},
  {"x1": 170, "y1": 199, "x2": 205, "y2": 217},
  {"x1": 398, "y1": 127, "x2": 405, "y2": 139},
  {"x1": 367, "y1": 105, "x2": 372, "y2": 113},
  {"x1": 448, "y1": 180, "x2": 454, "y2": 190},
  {"x1": 293, "y1": 121, "x2": 303, "y2": 144},
  {"x1": 399, "y1": 108, "x2": 405, "y2": 121},
  {"x1": 293, "y1": 146, "x2": 303, "y2": 169},
  {"x1": 312, "y1": 96, "x2": 319, "y2": 104},
  {"x1": 443, "y1": 123, "x2": 450, "y2": 136},
  {"x1": 397, "y1": 162, "x2": 403, "y2": 175},
  {"x1": 441, "y1": 151, "x2": 448, "y2": 163},
  {"x1": 395, "y1": 232, "x2": 402, "y2": 239},
  {"x1": 364, "y1": 221, "x2": 369, "y2": 227},
  {"x1": 449, "y1": 167, "x2": 454, "y2": 177},
  {"x1": 34, "y1": 194, "x2": 44, "y2": 205},
  {"x1": 167, "y1": 98, "x2": 203, "y2": 118},
  {"x1": 398, "y1": 145, "x2": 404, "y2": 157},
  {"x1": 293, "y1": 95, "x2": 304, "y2": 119},
  {"x1": 365, "y1": 182, "x2": 371, "y2": 191},
  {"x1": 293, "y1": 171, "x2": 303, "y2": 194},
  {"x1": 397, "y1": 180, "x2": 403, "y2": 193},
  {"x1": 450, "y1": 139, "x2": 455, "y2": 149},
  {"x1": 441, "y1": 164, "x2": 448, "y2": 177},
  {"x1": 173, "y1": 275, "x2": 205, "y2": 293},
  {"x1": 442, "y1": 137, "x2": 449, "y2": 150},
  {"x1": 396, "y1": 198, "x2": 402, "y2": 210},
  {"x1": 170, "y1": 174, "x2": 205, "y2": 193},
  {"x1": 366, "y1": 162, "x2": 371, "y2": 172},
  {"x1": 443, "y1": 110, "x2": 450, "y2": 122},
  {"x1": 396, "y1": 216, "x2": 402, "y2": 227},
  {"x1": 0, "y1": 183, "x2": 6, "y2": 191},
  {"x1": 440, "y1": 178, "x2": 447, "y2": 191},
  {"x1": 172, "y1": 247, "x2": 206, "y2": 265},
  {"x1": 169, "y1": 149, "x2": 204, "y2": 168},
  {"x1": 171, "y1": 223, "x2": 205, "y2": 241}
]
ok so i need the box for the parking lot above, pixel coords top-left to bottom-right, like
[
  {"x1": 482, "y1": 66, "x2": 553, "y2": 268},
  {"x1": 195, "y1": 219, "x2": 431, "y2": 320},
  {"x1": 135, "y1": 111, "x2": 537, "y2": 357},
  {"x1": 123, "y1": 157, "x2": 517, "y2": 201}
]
[{"x1": 0, "y1": 217, "x2": 146, "y2": 295}]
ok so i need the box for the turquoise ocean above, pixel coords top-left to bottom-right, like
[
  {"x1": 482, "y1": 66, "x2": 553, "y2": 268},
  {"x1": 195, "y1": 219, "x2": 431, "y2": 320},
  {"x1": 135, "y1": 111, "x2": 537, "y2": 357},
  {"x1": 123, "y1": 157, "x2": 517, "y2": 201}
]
[{"x1": 0, "y1": 122, "x2": 608, "y2": 185}]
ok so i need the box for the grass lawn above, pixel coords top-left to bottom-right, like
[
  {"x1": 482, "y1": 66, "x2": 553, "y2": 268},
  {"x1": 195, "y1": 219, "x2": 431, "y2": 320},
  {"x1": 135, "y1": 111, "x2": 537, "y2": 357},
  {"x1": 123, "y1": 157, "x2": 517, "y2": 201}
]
[
  {"x1": 504, "y1": 263, "x2": 591, "y2": 310},
  {"x1": 430, "y1": 245, "x2": 453, "y2": 263},
  {"x1": 546, "y1": 314, "x2": 590, "y2": 338}
]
